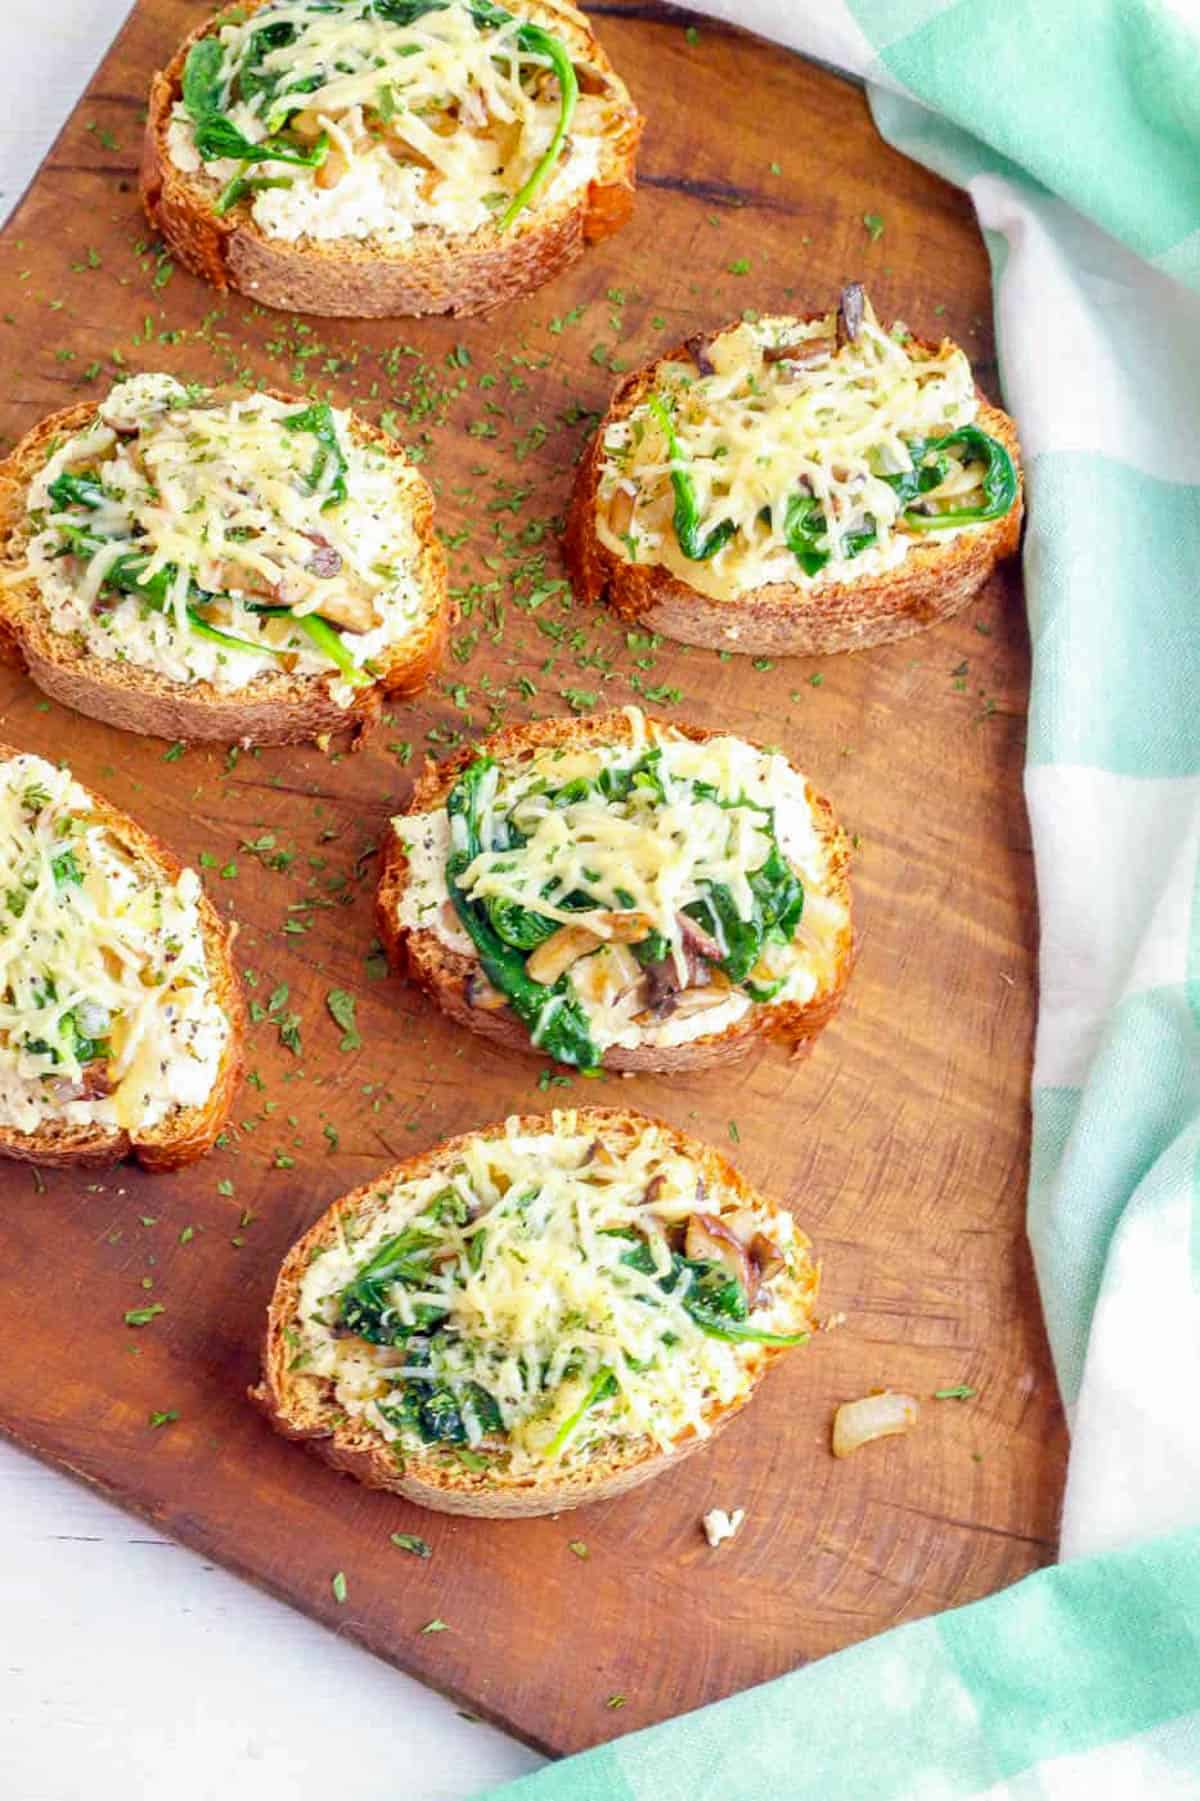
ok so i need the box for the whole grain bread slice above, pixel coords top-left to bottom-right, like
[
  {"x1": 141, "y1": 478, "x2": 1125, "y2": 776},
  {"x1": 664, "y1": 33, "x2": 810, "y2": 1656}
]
[
  {"x1": 251, "y1": 1105, "x2": 819, "y2": 1517},
  {"x1": 0, "y1": 743, "x2": 244, "y2": 1170},
  {"x1": 0, "y1": 395, "x2": 450, "y2": 747},
  {"x1": 564, "y1": 325, "x2": 1024, "y2": 657},
  {"x1": 376, "y1": 709, "x2": 854, "y2": 1073},
  {"x1": 141, "y1": 0, "x2": 643, "y2": 319}
]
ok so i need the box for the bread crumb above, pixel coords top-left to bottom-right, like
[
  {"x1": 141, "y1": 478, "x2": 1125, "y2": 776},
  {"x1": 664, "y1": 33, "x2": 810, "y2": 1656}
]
[{"x1": 703, "y1": 1507, "x2": 745, "y2": 1548}]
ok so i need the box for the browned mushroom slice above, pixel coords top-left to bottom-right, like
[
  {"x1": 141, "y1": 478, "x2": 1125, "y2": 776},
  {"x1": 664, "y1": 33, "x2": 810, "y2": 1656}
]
[
  {"x1": 684, "y1": 333, "x2": 716, "y2": 376},
  {"x1": 303, "y1": 586, "x2": 382, "y2": 634},
  {"x1": 582, "y1": 1137, "x2": 619, "y2": 1171},
  {"x1": 763, "y1": 335, "x2": 835, "y2": 367},
  {"x1": 676, "y1": 910, "x2": 722, "y2": 962},
  {"x1": 465, "y1": 971, "x2": 507, "y2": 1012},
  {"x1": 305, "y1": 532, "x2": 343, "y2": 580},
  {"x1": 837, "y1": 283, "x2": 866, "y2": 348},
  {"x1": 575, "y1": 62, "x2": 612, "y2": 97},
  {"x1": 685, "y1": 1211, "x2": 756, "y2": 1302},
  {"x1": 316, "y1": 144, "x2": 350, "y2": 190},
  {"x1": 525, "y1": 923, "x2": 605, "y2": 985},
  {"x1": 749, "y1": 1233, "x2": 786, "y2": 1284},
  {"x1": 212, "y1": 560, "x2": 279, "y2": 601},
  {"x1": 663, "y1": 983, "x2": 734, "y2": 1020},
  {"x1": 77, "y1": 1061, "x2": 116, "y2": 1101},
  {"x1": 594, "y1": 910, "x2": 655, "y2": 944},
  {"x1": 607, "y1": 486, "x2": 635, "y2": 537}
]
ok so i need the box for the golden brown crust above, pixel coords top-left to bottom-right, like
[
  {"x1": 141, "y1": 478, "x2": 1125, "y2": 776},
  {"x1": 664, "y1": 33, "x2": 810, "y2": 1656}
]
[
  {"x1": 0, "y1": 742, "x2": 244, "y2": 1170},
  {"x1": 140, "y1": 0, "x2": 643, "y2": 319},
  {"x1": 375, "y1": 709, "x2": 855, "y2": 1073},
  {"x1": 251, "y1": 1106, "x2": 816, "y2": 1516},
  {"x1": 0, "y1": 395, "x2": 450, "y2": 747},
  {"x1": 563, "y1": 327, "x2": 1024, "y2": 657}
]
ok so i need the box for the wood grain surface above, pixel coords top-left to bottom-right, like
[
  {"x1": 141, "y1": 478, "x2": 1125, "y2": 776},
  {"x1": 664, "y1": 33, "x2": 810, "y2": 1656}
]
[{"x1": 0, "y1": 0, "x2": 1067, "y2": 1758}]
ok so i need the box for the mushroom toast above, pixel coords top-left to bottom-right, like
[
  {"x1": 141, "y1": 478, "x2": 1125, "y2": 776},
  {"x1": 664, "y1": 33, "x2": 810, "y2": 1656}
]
[
  {"x1": 566, "y1": 286, "x2": 1023, "y2": 656},
  {"x1": 0, "y1": 747, "x2": 242, "y2": 1169},
  {"x1": 0, "y1": 373, "x2": 448, "y2": 744},
  {"x1": 378, "y1": 707, "x2": 853, "y2": 1072},
  {"x1": 254, "y1": 1108, "x2": 820, "y2": 1516},
  {"x1": 142, "y1": 0, "x2": 642, "y2": 317}
]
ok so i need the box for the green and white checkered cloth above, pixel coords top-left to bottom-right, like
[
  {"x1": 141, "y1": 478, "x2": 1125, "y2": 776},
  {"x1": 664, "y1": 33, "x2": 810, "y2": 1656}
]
[{"x1": 482, "y1": 2, "x2": 1200, "y2": 1793}]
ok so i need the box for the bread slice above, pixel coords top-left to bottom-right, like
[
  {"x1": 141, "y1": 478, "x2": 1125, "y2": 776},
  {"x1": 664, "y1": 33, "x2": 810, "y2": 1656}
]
[
  {"x1": 252, "y1": 1106, "x2": 820, "y2": 1517},
  {"x1": 376, "y1": 709, "x2": 854, "y2": 1073},
  {"x1": 0, "y1": 744, "x2": 243, "y2": 1169},
  {"x1": 564, "y1": 309, "x2": 1024, "y2": 658},
  {"x1": 141, "y1": 0, "x2": 643, "y2": 319},
  {"x1": 0, "y1": 390, "x2": 449, "y2": 747}
]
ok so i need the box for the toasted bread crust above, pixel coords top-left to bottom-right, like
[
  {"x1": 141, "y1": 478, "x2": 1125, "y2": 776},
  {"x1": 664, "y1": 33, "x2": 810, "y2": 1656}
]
[
  {"x1": 376, "y1": 710, "x2": 855, "y2": 1073},
  {"x1": 0, "y1": 396, "x2": 450, "y2": 747},
  {"x1": 251, "y1": 1106, "x2": 816, "y2": 1516},
  {"x1": 563, "y1": 327, "x2": 1024, "y2": 657},
  {"x1": 140, "y1": 0, "x2": 643, "y2": 319},
  {"x1": 0, "y1": 743, "x2": 244, "y2": 1170}
]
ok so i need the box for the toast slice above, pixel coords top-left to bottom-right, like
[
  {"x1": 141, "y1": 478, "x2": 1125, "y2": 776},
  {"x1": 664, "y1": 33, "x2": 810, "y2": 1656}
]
[
  {"x1": 0, "y1": 745, "x2": 243, "y2": 1169},
  {"x1": 141, "y1": 0, "x2": 643, "y2": 319},
  {"x1": 0, "y1": 375, "x2": 449, "y2": 746},
  {"x1": 377, "y1": 707, "x2": 854, "y2": 1073},
  {"x1": 565, "y1": 290, "x2": 1024, "y2": 657},
  {"x1": 252, "y1": 1106, "x2": 820, "y2": 1517}
]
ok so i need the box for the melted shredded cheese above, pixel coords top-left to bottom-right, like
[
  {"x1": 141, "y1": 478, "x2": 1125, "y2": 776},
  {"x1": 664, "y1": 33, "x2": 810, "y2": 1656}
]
[
  {"x1": 595, "y1": 306, "x2": 985, "y2": 602},
  {"x1": 167, "y1": 0, "x2": 630, "y2": 245},
  {"x1": 0, "y1": 754, "x2": 228, "y2": 1137},
  {"x1": 389, "y1": 710, "x2": 849, "y2": 1055},
  {"x1": 11, "y1": 373, "x2": 433, "y2": 702},
  {"x1": 295, "y1": 1112, "x2": 817, "y2": 1477}
]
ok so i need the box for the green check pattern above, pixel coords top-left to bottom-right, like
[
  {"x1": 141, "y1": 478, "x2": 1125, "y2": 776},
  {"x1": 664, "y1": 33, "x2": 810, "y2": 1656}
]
[{"x1": 481, "y1": 2, "x2": 1200, "y2": 1793}]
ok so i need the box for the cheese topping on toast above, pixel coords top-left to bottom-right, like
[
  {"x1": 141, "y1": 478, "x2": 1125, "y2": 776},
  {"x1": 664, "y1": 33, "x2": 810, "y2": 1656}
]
[
  {"x1": 594, "y1": 295, "x2": 1017, "y2": 603},
  {"x1": 294, "y1": 1112, "x2": 817, "y2": 1478},
  {"x1": 167, "y1": 0, "x2": 632, "y2": 246},
  {"x1": 390, "y1": 709, "x2": 849, "y2": 1064},
  {"x1": 0, "y1": 754, "x2": 228, "y2": 1137},
  {"x1": 11, "y1": 374, "x2": 433, "y2": 702}
]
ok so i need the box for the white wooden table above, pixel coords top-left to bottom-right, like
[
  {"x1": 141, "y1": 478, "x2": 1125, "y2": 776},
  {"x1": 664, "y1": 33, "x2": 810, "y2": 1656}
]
[{"x1": 0, "y1": 7, "x2": 542, "y2": 1795}]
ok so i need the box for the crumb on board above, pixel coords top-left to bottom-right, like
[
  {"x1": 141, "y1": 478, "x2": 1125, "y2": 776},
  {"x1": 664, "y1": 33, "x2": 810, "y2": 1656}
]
[{"x1": 703, "y1": 1507, "x2": 746, "y2": 1548}]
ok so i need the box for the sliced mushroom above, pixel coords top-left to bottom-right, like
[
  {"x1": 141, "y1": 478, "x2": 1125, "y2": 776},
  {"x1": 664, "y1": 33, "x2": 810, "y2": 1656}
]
[
  {"x1": 709, "y1": 1210, "x2": 784, "y2": 1291},
  {"x1": 305, "y1": 532, "x2": 343, "y2": 580},
  {"x1": 837, "y1": 282, "x2": 866, "y2": 347},
  {"x1": 582, "y1": 1137, "x2": 619, "y2": 1171},
  {"x1": 465, "y1": 971, "x2": 507, "y2": 1012},
  {"x1": 750, "y1": 1233, "x2": 786, "y2": 1284},
  {"x1": 525, "y1": 923, "x2": 604, "y2": 985},
  {"x1": 302, "y1": 586, "x2": 381, "y2": 635},
  {"x1": 638, "y1": 943, "x2": 703, "y2": 1017},
  {"x1": 684, "y1": 333, "x2": 716, "y2": 376},
  {"x1": 607, "y1": 486, "x2": 635, "y2": 537},
  {"x1": 213, "y1": 560, "x2": 277, "y2": 601},
  {"x1": 685, "y1": 1211, "x2": 756, "y2": 1302},
  {"x1": 763, "y1": 335, "x2": 834, "y2": 367},
  {"x1": 79, "y1": 1061, "x2": 116, "y2": 1100},
  {"x1": 642, "y1": 1171, "x2": 667, "y2": 1206},
  {"x1": 316, "y1": 144, "x2": 349, "y2": 190},
  {"x1": 676, "y1": 910, "x2": 722, "y2": 963},
  {"x1": 575, "y1": 62, "x2": 611, "y2": 98},
  {"x1": 594, "y1": 910, "x2": 655, "y2": 944},
  {"x1": 663, "y1": 983, "x2": 734, "y2": 1021},
  {"x1": 290, "y1": 109, "x2": 324, "y2": 143}
]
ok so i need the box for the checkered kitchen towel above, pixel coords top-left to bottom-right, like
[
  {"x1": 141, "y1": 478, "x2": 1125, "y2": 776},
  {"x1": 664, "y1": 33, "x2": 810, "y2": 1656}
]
[{"x1": 484, "y1": 2, "x2": 1200, "y2": 1793}]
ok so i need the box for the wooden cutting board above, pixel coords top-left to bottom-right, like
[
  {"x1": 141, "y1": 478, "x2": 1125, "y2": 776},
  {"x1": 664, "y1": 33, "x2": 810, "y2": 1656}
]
[{"x1": 0, "y1": 0, "x2": 1068, "y2": 1759}]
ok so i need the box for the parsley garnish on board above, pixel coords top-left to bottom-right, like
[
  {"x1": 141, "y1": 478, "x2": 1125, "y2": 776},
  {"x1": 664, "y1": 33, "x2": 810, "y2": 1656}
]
[
  {"x1": 326, "y1": 988, "x2": 362, "y2": 1051},
  {"x1": 124, "y1": 1304, "x2": 164, "y2": 1327}
]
